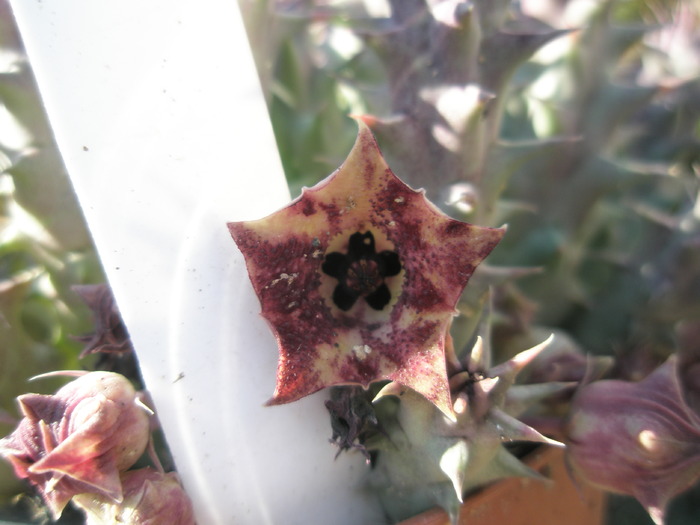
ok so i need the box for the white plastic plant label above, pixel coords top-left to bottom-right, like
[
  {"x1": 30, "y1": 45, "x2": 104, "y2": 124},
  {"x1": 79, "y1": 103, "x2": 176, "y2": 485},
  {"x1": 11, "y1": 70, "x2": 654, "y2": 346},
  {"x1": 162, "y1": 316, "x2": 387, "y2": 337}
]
[{"x1": 8, "y1": 1, "x2": 382, "y2": 523}]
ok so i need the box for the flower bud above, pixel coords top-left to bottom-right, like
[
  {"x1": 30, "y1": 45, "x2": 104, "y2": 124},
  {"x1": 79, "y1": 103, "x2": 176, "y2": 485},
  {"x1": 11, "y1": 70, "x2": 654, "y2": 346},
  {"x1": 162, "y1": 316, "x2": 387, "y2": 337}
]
[
  {"x1": 73, "y1": 468, "x2": 195, "y2": 525},
  {"x1": 0, "y1": 372, "x2": 151, "y2": 518},
  {"x1": 565, "y1": 356, "x2": 700, "y2": 525}
]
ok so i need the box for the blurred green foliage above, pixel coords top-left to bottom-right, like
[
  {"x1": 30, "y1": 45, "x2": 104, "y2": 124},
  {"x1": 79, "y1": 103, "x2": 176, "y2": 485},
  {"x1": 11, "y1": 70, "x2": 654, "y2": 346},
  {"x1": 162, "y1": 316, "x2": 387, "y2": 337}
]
[{"x1": 0, "y1": 0, "x2": 104, "y2": 519}]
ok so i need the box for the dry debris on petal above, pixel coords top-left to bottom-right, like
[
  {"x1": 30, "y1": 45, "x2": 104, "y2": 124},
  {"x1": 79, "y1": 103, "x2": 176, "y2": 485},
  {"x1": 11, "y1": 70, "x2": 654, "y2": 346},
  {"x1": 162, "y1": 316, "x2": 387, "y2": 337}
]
[
  {"x1": 325, "y1": 386, "x2": 379, "y2": 460},
  {"x1": 229, "y1": 119, "x2": 504, "y2": 418}
]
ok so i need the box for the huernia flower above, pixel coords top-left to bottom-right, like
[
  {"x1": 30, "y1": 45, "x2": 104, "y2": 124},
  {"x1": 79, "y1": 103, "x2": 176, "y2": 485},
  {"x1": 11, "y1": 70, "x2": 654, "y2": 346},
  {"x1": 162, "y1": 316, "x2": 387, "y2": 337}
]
[
  {"x1": 228, "y1": 119, "x2": 504, "y2": 418},
  {"x1": 0, "y1": 371, "x2": 151, "y2": 518}
]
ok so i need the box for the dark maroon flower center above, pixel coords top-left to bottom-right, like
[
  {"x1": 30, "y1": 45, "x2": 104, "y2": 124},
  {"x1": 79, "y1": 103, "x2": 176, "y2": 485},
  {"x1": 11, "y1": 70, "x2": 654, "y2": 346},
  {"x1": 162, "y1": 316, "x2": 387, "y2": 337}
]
[
  {"x1": 322, "y1": 231, "x2": 401, "y2": 311},
  {"x1": 344, "y1": 259, "x2": 382, "y2": 295}
]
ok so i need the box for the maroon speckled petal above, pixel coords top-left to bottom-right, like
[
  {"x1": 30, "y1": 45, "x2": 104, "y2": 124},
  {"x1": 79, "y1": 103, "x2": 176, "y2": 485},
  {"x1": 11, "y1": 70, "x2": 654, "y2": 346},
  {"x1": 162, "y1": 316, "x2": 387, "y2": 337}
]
[{"x1": 228, "y1": 120, "x2": 504, "y2": 418}]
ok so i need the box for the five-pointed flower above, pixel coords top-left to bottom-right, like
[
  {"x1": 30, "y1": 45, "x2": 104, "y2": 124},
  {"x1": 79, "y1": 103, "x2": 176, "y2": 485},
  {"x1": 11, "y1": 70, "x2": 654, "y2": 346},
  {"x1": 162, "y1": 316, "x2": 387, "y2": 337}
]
[{"x1": 228, "y1": 120, "x2": 504, "y2": 418}]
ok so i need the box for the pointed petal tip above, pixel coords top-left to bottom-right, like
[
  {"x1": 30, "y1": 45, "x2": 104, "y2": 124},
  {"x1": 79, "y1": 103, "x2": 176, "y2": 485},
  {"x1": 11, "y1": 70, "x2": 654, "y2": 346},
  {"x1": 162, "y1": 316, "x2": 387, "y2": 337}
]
[
  {"x1": 417, "y1": 387, "x2": 458, "y2": 422},
  {"x1": 349, "y1": 113, "x2": 376, "y2": 129},
  {"x1": 348, "y1": 113, "x2": 411, "y2": 137},
  {"x1": 443, "y1": 406, "x2": 458, "y2": 423},
  {"x1": 263, "y1": 397, "x2": 281, "y2": 408},
  {"x1": 347, "y1": 114, "x2": 384, "y2": 153},
  {"x1": 226, "y1": 221, "x2": 241, "y2": 238},
  {"x1": 373, "y1": 381, "x2": 410, "y2": 403}
]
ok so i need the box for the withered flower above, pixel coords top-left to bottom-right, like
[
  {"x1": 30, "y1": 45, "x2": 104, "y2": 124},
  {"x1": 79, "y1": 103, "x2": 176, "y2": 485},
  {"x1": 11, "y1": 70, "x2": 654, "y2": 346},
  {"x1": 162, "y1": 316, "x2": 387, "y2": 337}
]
[
  {"x1": 0, "y1": 372, "x2": 150, "y2": 519},
  {"x1": 72, "y1": 284, "x2": 133, "y2": 357},
  {"x1": 228, "y1": 120, "x2": 504, "y2": 418},
  {"x1": 73, "y1": 468, "x2": 195, "y2": 525},
  {"x1": 325, "y1": 386, "x2": 379, "y2": 460}
]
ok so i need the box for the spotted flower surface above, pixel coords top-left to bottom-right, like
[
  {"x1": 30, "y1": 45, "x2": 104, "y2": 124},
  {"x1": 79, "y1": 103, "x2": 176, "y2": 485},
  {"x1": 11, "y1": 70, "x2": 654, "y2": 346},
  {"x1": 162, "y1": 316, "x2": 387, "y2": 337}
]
[{"x1": 229, "y1": 120, "x2": 504, "y2": 417}]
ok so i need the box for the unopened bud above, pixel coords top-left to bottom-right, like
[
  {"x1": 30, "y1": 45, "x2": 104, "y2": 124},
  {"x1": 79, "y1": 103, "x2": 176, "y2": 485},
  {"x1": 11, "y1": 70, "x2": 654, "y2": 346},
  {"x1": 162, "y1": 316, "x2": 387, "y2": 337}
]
[
  {"x1": 565, "y1": 356, "x2": 700, "y2": 525},
  {"x1": 0, "y1": 372, "x2": 150, "y2": 518}
]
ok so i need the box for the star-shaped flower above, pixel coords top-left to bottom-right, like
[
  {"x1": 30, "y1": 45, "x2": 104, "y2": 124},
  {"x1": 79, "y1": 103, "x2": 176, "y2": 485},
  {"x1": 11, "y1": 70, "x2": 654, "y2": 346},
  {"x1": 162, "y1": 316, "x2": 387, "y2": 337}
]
[{"x1": 228, "y1": 120, "x2": 504, "y2": 418}]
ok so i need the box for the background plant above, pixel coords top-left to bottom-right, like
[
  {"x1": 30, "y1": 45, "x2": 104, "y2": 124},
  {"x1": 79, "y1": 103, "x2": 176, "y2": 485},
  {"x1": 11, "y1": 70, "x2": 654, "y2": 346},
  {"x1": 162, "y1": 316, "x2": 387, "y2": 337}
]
[{"x1": 240, "y1": 0, "x2": 700, "y2": 523}]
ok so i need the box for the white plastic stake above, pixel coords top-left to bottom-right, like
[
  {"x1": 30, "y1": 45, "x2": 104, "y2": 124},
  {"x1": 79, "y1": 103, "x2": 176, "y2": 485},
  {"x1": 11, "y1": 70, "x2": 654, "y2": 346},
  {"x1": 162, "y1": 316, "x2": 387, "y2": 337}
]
[{"x1": 9, "y1": 1, "x2": 382, "y2": 523}]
